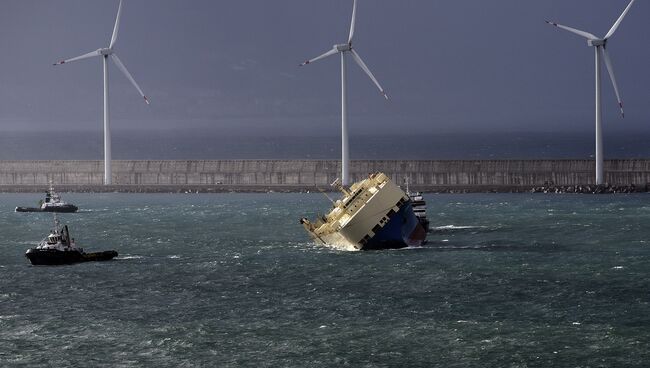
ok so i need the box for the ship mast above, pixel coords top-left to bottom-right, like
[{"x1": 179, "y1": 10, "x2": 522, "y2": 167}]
[{"x1": 53, "y1": 213, "x2": 61, "y2": 233}]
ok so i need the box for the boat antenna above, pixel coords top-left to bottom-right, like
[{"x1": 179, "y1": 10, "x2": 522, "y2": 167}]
[
  {"x1": 316, "y1": 186, "x2": 336, "y2": 205},
  {"x1": 53, "y1": 213, "x2": 60, "y2": 232}
]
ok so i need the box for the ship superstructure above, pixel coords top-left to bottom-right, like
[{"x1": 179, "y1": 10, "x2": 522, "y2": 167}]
[
  {"x1": 404, "y1": 178, "x2": 430, "y2": 232},
  {"x1": 301, "y1": 172, "x2": 427, "y2": 250}
]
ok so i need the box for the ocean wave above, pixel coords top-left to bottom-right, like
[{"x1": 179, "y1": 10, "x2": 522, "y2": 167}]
[
  {"x1": 430, "y1": 225, "x2": 497, "y2": 233},
  {"x1": 15, "y1": 241, "x2": 41, "y2": 246},
  {"x1": 317, "y1": 242, "x2": 360, "y2": 252},
  {"x1": 117, "y1": 255, "x2": 145, "y2": 260},
  {"x1": 77, "y1": 208, "x2": 110, "y2": 213},
  {"x1": 398, "y1": 246, "x2": 426, "y2": 251},
  {"x1": 431, "y1": 244, "x2": 496, "y2": 251}
]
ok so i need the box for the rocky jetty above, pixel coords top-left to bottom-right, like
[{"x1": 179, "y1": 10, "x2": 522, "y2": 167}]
[{"x1": 530, "y1": 184, "x2": 638, "y2": 194}]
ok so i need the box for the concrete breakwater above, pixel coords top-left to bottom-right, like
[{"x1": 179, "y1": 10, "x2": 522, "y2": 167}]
[{"x1": 1, "y1": 159, "x2": 650, "y2": 192}]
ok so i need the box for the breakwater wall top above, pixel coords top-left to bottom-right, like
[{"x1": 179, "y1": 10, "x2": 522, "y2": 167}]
[{"x1": 1, "y1": 159, "x2": 650, "y2": 191}]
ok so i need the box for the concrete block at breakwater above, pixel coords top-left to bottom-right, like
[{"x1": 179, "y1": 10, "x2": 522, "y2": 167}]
[
  {"x1": 530, "y1": 184, "x2": 639, "y2": 194},
  {"x1": 1, "y1": 159, "x2": 650, "y2": 192}
]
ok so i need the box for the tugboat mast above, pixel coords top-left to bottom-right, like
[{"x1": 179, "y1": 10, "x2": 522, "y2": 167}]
[{"x1": 53, "y1": 213, "x2": 61, "y2": 233}]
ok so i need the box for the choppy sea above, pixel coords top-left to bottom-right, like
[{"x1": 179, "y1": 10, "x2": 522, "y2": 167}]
[{"x1": 1, "y1": 192, "x2": 650, "y2": 367}]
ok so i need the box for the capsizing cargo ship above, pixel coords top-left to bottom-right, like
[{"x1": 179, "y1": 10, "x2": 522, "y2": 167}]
[{"x1": 300, "y1": 172, "x2": 427, "y2": 250}]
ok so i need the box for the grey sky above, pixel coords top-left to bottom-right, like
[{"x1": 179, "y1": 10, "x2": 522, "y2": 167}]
[{"x1": 0, "y1": 0, "x2": 649, "y2": 137}]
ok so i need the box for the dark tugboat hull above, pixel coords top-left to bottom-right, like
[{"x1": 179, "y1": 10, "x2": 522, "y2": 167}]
[
  {"x1": 25, "y1": 249, "x2": 118, "y2": 266},
  {"x1": 16, "y1": 205, "x2": 78, "y2": 213}
]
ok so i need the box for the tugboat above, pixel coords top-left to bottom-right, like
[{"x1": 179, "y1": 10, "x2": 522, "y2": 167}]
[
  {"x1": 25, "y1": 215, "x2": 117, "y2": 266},
  {"x1": 15, "y1": 184, "x2": 78, "y2": 213},
  {"x1": 300, "y1": 172, "x2": 427, "y2": 250},
  {"x1": 404, "y1": 178, "x2": 430, "y2": 233}
]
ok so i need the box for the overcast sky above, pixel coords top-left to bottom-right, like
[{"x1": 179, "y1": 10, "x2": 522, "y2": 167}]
[{"x1": 0, "y1": 0, "x2": 649, "y2": 137}]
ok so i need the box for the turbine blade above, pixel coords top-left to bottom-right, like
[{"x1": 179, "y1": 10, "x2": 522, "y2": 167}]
[
  {"x1": 110, "y1": 0, "x2": 124, "y2": 49},
  {"x1": 350, "y1": 49, "x2": 388, "y2": 99},
  {"x1": 348, "y1": 0, "x2": 358, "y2": 44},
  {"x1": 601, "y1": 47, "x2": 625, "y2": 118},
  {"x1": 111, "y1": 54, "x2": 150, "y2": 105},
  {"x1": 605, "y1": 0, "x2": 635, "y2": 40},
  {"x1": 300, "y1": 48, "x2": 338, "y2": 66},
  {"x1": 545, "y1": 21, "x2": 598, "y2": 40},
  {"x1": 53, "y1": 49, "x2": 101, "y2": 65}
]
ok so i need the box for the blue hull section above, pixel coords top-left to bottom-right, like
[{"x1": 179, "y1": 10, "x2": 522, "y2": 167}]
[{"x1": 363, "y1": 201, "x2": 426, "y2": 250}]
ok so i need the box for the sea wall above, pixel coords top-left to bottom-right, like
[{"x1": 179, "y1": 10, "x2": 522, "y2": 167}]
[{"x1": 1, "y1": 159, "x2": 650, "y2": 190}]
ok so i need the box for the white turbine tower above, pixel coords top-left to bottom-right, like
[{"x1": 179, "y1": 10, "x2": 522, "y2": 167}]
[
  {"x1": 300, "y1": 0, "x2": 388, "y2": 186},
  {"x1": 54, "y1": 0, "x2": 149, "y2": 185},
  {"x1": 546, "y1": 0, "x2": 635, "y2": 185}
]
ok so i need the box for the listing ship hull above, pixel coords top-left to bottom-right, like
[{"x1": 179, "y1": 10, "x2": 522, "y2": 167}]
[
  {"x1": 301, "y1": 172, "x2": 427, "y2": 250},
  {"x1": 16, "y1": 205, "x2": 78, "y2": 213},
  {"x1": 359, "y1": 201, "x2": 427, "y2": 250},
  {"x1": 25, "y1": 249, "x2": 118, "y2": 266}
]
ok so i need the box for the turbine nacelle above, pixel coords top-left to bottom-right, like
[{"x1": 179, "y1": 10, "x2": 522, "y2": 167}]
[
  {"x1": 588, "y1": 39, "x2": 606, "y2": 47},
  {"x1": 99, "y1": 48, "x2": 114, "y2": 56},
  {"x1": 336, "y1": 43, "x2": 352, "y2": 52}
]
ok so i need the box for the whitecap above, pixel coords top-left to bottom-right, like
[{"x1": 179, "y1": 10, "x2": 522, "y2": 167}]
[
  {"x1": 118, "y1": 255, "x2": 144, "y2": 260},
  {"x1": 432, "y1": 225, "x2": 485, "y2": 230},
  {"x1": 319, "y1": 243, "x2": 360, "y2": 252},
  {"x1": 396, "y1": 246, "x2": 425, "y2": 251}
]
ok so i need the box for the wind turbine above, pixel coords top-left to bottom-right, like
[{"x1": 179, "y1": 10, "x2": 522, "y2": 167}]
[
  {"x1": 54, "y1": 0, "x2": 149, "y2": 185},
  {"x1": 546, "y1": 0, "x2": 635, "y2": 185},
  {"x1": 300, "y1": 0, "x2": 388, "y2": 186}
]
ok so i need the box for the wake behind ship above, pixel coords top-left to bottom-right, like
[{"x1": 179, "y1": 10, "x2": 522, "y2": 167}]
[{"x1": 301, "y1": 172, "x2": 427, "y2": 250}]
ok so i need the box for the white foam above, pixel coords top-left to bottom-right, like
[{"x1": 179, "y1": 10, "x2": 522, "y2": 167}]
[
  {"x1": 118, "y1": 255, "x2": 144, "y2": 260},
  {"x1": 397, "y1": 246, "x2": 425, "y2": 251},
  {"x1": 432, "y1": 225, "x2": 486, "y2": 230},
  {"x1": 319, "y1": 243, "x2": 359, "y2": 252}
]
